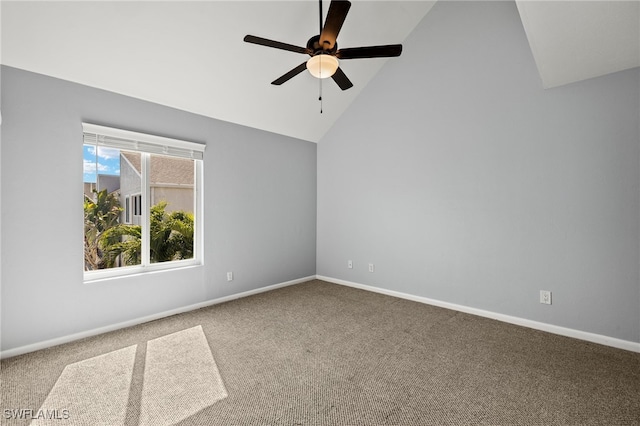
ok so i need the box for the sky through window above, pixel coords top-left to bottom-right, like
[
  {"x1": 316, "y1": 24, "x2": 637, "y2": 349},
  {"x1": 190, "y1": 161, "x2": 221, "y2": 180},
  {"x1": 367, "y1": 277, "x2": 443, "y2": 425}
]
[{"x1": 83, "y1": 145, "x2": 121, "y2": 183}]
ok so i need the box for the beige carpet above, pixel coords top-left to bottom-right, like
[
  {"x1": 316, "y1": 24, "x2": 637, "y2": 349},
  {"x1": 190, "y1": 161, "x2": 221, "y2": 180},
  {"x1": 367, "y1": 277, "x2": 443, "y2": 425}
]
[
  {"x1": 2, "y1": 280, "x2": 639, "y2": 425},
  {"x1": 139, "y1": 326, "x2": 227, "y2": 426},
  {"x1": 30, "y1": 345, "x2": 137, "y2": 426}
]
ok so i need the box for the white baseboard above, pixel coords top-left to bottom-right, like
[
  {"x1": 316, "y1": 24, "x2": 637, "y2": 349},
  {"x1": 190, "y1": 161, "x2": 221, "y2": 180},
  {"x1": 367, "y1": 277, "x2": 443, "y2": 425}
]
[
  {"x1": 4, "y1": 274, "x2": 638, "y2": 358},
  {"x1": 0, "y1": 275, "x2": 315, "y2": 359},
  {"x1": 316, "y1": 275, "x2": 640, "y2": 353}
]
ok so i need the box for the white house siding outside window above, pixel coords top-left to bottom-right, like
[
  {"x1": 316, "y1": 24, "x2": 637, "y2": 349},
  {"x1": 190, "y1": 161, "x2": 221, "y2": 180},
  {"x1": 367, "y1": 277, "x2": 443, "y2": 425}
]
[{"x1": 82, "y1": 123, "x2": 204, "y2": 281}]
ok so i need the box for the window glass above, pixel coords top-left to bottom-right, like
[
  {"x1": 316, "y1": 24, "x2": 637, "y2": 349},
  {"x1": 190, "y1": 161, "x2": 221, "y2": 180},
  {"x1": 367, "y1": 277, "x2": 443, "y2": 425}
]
[
  {"x1": 84, "y1": 147, "x2": 143, "y2": 270},
  {"x1": 83, "y1": 124, "x2": 204, "y2": 280},
  {"x1": 148, "y1": 154, "x2": 195, "y2": 264}
]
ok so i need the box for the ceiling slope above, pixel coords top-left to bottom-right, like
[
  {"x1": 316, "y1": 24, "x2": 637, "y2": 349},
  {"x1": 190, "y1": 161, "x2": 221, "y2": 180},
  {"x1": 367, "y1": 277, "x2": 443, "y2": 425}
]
[
  {"x1": 1, "y1": 1, "x2": 435, "y2": 142},
  {"x1": 516, "y1": 0, "x2": 640, "y2": 89},
  {"x1": 3, "y1": 1, "x2": 638, "y2": 140}
]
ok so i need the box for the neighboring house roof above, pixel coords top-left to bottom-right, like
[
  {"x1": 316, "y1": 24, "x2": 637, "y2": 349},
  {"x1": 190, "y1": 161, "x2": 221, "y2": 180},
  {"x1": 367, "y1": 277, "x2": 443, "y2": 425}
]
[{"x1": 121, "y1": 152, "x2": 193, "y2": 185}]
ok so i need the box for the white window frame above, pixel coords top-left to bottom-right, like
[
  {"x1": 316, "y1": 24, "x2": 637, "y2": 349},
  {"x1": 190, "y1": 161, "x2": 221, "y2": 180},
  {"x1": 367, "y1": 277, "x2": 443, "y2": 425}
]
[{"x1": 83, "y1": 123, "x2": 205, "y2": 282}]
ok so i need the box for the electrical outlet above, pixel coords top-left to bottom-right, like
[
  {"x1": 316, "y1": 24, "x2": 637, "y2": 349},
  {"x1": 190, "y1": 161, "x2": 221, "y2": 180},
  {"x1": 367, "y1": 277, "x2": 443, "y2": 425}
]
[
  {"x1": 540, "y1": 290, "x2": 552, "y2": 305},
  {"x1": 348, "y1": 260, "x2": 353, "y2": 269},
  {"x1": 227, "y1": 272, "x2": 233, "y2": 282},
  {"x1": 368, "y1": 263, "x2": 375, "y2": 273}
]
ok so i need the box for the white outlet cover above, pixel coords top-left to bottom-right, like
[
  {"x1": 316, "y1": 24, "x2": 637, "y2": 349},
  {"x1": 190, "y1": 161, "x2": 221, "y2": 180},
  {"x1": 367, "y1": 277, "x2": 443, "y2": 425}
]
[{"x1": 540, "y1": 290, "x2": 552, "y2": 305}]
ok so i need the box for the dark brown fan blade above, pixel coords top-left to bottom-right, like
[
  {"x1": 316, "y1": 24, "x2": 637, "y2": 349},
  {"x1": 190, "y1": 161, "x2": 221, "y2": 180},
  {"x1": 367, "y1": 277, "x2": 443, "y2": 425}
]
[
  {"x1": 331, "y1": 67, "x2": 353, "y2": 90},
  {"x1": 244, "y1": 35, "x2": 310, "y2": 55},
  {"x1": 319, "y1": 0, "x2": 351, "y2": 50},
  {"x1": 272, "y1": 62, "x2": 308, "y2": 85},
  {"x1": 336, "y1": 44, "x2": 402, "y2": 59}
]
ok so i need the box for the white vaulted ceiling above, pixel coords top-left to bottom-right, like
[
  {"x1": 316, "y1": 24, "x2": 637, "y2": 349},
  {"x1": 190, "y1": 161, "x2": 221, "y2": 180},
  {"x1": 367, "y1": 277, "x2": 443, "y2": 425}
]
[
  {"x1": 1, "y1": 1, "x2": 435, "y2": 142},
  {"x1": 1, "y1": 1, "x2": 638, "y2": 142}
]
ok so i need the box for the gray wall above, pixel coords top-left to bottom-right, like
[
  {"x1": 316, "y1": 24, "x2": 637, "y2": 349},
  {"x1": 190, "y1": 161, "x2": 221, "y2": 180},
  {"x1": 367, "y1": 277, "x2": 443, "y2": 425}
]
[
  {"x1": 317, "y1": 1, "x2": 640, "y2": 343},
  {"x1": 2, "y1": 1, "x2": 638, "y2": 352},
  {"x1": 1, "y1": 65, "x2": 317, "y2": 351}
]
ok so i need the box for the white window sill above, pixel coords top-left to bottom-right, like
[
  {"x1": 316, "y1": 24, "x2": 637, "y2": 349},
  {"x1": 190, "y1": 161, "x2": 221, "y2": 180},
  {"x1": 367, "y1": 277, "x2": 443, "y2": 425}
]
[{"x1": 84, "y1": 260, "x2": 202, "y2": 284}]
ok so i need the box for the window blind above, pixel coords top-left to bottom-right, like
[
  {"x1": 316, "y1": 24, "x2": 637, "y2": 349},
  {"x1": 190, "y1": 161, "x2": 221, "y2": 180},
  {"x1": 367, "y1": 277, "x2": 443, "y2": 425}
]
[{"x1": 82, "y1": 123, "x2": 205, "y2": 160}]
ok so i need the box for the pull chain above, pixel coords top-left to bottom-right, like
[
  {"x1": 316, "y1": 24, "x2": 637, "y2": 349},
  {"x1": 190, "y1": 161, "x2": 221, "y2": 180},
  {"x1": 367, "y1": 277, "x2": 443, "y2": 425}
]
[{"x1": 319, "y1": 76, "x2": 323, "y2": 114}]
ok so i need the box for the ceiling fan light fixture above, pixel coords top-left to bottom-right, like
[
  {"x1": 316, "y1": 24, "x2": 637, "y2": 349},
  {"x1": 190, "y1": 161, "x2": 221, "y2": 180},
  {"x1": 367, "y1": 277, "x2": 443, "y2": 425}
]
[
  {"x1": 244, "y1": 0, "x2": 401, "y2": 90},
  {"x1": 307, "y1": 54, "x2": 339, "y2": 79}
]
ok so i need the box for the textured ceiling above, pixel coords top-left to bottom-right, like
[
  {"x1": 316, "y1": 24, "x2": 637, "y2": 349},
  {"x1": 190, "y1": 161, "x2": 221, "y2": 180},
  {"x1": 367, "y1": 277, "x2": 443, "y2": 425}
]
[{"x1": 1, "y1": 1, "x2": 638, "y2": 142}]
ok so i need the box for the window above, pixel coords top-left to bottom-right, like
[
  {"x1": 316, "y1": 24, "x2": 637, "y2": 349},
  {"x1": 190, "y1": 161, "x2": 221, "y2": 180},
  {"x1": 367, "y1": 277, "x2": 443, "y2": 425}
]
[
  {"x1": 132, "y1": 194, "x2": 142, "y2": 217},
  {"x1": 122, "y1": 193, "x2": 143, "y2": 224},
  {"x1": 124, "y1": 196, "x2": 131, "y2": 224},
  {"x1": 83, "y1": 123, "x2": 204, "y2": 280},
  {"x1": 134, "y1": 195, "x2": 141, "y2": 216}
]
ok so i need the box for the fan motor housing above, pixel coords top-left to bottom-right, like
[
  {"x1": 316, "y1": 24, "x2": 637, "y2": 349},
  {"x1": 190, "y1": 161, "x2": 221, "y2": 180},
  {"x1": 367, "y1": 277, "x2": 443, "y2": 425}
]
[{"x1": 307, "y1": 35, "x2": 338, "y2": 56}]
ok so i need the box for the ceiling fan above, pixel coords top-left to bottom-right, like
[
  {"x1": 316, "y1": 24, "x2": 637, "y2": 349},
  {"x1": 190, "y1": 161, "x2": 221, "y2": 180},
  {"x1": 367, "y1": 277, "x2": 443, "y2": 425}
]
[{"x1": 243, "y1": 0, "x2": 403, "y2": 91}]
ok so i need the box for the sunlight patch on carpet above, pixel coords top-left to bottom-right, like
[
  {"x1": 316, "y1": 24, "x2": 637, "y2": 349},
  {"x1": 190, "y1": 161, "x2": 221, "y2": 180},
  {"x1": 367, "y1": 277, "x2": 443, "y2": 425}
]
[
  {"x1": 30, "y1": 345, "x2": 137, "y2": 426},
  {"x1": 139, "y1": 325, "x2": 228, "y2": 426}
]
